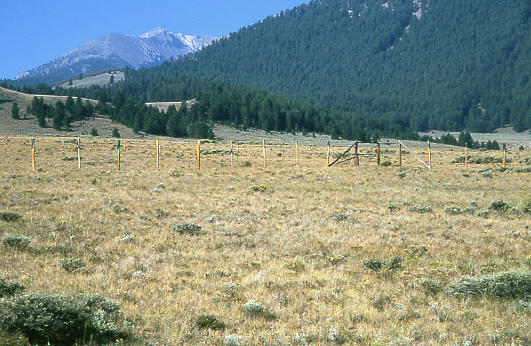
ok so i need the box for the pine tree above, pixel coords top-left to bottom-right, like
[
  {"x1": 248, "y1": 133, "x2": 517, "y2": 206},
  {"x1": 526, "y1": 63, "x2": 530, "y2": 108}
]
[
  {"x1": 112, "y1": 127, "x2": 121, "y2": 138},
  {"x1": 53, "y1": 101, "x2": 65, "y2": 130},
  {"x1": 11, "y1": 102, "x2": 20, "y2": 120}
]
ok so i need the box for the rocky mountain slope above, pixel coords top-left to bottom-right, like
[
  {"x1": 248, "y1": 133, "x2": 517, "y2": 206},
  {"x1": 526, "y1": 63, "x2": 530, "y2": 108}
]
[{"x1": 14, "y1": 28, "x2": 217, "y2": 85}]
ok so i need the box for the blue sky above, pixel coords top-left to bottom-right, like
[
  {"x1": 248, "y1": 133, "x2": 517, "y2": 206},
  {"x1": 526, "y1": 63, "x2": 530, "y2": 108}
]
[{"x1": 0, "y1": 0, "x2": 306, "y2": 80}]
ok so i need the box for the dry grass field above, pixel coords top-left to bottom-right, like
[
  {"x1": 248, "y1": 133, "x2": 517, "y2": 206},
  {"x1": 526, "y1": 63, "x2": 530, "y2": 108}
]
[{"x1": 1, "y1": 136, "x2": 531, "y2": 346}]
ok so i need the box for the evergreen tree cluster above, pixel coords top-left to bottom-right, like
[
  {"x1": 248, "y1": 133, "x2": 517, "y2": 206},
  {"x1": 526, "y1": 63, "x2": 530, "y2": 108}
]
[
  {"x1": 421, "y1": 131, "x2": 500, "y2": 150},
  {"x1": 29, "y1": 96, "x2": 94, "y2": 130},
  {"x1": 99, "y1": 91, "x2": 214, "y2": 139}
]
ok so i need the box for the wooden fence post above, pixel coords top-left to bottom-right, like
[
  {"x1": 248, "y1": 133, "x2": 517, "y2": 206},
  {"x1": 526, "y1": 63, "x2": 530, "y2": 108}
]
[
  {"x1": 77, "y1": 139, "x2": 81, "y2": 169},
  {"x1": 377, "y1": 141, "x2": 381, "y2": 166},
  {"x1": 263, "y1": 140, "x2": 266, "y2": 167},
  {"x1": 326, "y1": 141, "x2": 330, "y2": 167},
  {"x1": 296, "y1": 141, "x2": 299, "y2": 167},
  {"x1": 354, "y1": 141, "x2": 359, "y2": 166},
  {"x1": 236, "y1": 144, "x2": 239, "y2": 159},
  {"x1": 398, "y1": 141, "x2": 402, "y2": 166},
  {"x1": 428, "y1": 141, "x2": 432, "y2": 169},
  {"x1": 465, "y1": 145, "x2": 468, "y2": 170},
  {"x1": 197, "y1": 140, "x2": 201, "y2": 170},
  {"x1": 156, "y1": 140, "x2": 160, "y2": 170},
  {"x1": 502, "y1": 143, "x2": 507, "y2": 168},
  {"x1": 117, "y1": 140, "x2": 121, "y2": 171},
  {"x1": 31, "y1": 139, "x2": 35, "y2": 171},
  {"x1": 230, "y1": 141, "x2": 234, "y2": 168},
  {"x1": 62, "y1": 138, "x2": 65, "y2": 150}
]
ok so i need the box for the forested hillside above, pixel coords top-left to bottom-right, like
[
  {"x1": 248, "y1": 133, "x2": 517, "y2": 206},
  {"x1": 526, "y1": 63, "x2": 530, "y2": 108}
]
[
  {"x1": 151, "y1": 0, "x2": 531, "y2": 132},
  {"x1": 7, "y1": 70, "x2": 417, "y2": 141}
]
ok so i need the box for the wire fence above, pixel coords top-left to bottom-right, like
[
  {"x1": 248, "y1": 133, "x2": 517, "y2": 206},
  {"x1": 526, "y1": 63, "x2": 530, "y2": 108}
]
[{"x1": 0, "y1": 135, "x2": 511, "y2": 174}]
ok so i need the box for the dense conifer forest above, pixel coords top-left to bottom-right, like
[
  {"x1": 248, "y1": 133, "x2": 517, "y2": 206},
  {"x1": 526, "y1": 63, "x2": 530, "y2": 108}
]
[
  {"x1": 3, "y1": 0, "x2": 530, "y2": 140},
  {"x1": 153, "y1": 0, "x2": 531, "y2": 133}
]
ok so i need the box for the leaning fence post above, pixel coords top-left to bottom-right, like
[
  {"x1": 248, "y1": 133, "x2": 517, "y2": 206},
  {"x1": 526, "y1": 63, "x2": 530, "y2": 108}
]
[
  {"x1": 398, "y1": 141, "x2": 402, "y2": 166},
  {"x1": 117, "y1": 140, "x2": 121, "y2": 171},
  {"x1": 31, "y1": 139, "x2": 36, "y2": 171},
  {"x1": 502, "y1": 143, "x2": 507, "y2": 168},
  {"x1": 77, "y1": 139, "x2": 81, "y2": 169}
]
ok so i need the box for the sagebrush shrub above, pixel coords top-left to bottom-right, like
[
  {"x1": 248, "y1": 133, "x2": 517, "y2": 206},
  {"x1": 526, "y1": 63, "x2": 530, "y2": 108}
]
[
  {"x1": 419, "y1": 278, "x2": 442, "y2": 296},
  {"x1": 363, "y1": 259, "x2": 383, "y2": 271},
  {"x1": 173, "y1": 223, "x2": 202, "y2": 235},
  {"x1": 60, "y1": 258, "x2": 86, "y2": 272},
  {"x1": 521, "y1": 196, "x2": 531, "y2": 213},
  {"x1": 448, "y1": 271, "x2": 531, "y2": 299},
  {"x1": 243, "y1": 301, "x2": 264, "y2": 316},
  {"x1": 0, "y1": 278, "x2": 25, "y2": 298},
  {"x1": 408, "y1": 205, "x2": 433, "y2": 213},
  {"x1": 0, "y1": 293, "x2": 129, "y2": 346},
  {"x1": 0, "y1": 211, "x2": 22, "y2": 222},
  {"x1": 1, "y1": 235, "x2": 31, "y2": 250},
  {"x1": 445, "y1": 206, "x2": 462, "y2": 215},
  {"x1": 489, "y1": 200, "x2": 509, "y2": 212},
  {"x1": 195, "y1": 314, "x2": 225, "y2": 330}
]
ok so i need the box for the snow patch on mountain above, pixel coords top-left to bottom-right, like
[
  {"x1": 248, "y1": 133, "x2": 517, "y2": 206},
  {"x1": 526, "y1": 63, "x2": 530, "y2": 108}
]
[{"x1": 15, "y1": 28, "x2": 217, "y2": 80}]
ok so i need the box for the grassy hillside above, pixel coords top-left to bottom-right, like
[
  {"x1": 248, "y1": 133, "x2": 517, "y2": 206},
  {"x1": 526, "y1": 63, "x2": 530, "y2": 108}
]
[
  {"x1": 56, "y1": 70, "x2": 125, "y2": 89},
  {"x1": 1, "y1": 137, "x2": 531, "y2": 345}
]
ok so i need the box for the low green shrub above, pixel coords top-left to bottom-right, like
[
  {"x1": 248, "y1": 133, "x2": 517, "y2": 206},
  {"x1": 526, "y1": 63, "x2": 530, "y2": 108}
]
[
  {"x1": 445, "y1": 206, "x2": 462, "y2": 215},
  {"x1": 510, "y1": 166, "x2": 531, "y2": 173},
  {"x1": 1, "y1": 235, "x2": 31, "y2": 250},
  {"x1": 250, "y1": 184, "x2": 268, "y2": 192},
  {"x1": 363, "y1": 256, "x2": 402, "y2": 271},
  {"x1": 0, "y1": 278, "x2": 25, "y2": 298},
  {"x1": 363, "y1": 259, "x2": 383, "y2": 271},
  {"x1": 241, "y1": 301, "x2": 276, "y2": 320},
  {"x1": 195, "y1": 314, "x2": 226, "y2": 330},
  {"x1": 0, "y1": 293, "x2": 130, "y2": 346},
  {"x1": 60, "y1": 258, "x2": 86, "y2": 272},
  {"x1": 448, "y1": 271, "x2": 531, "y2": 299},
  {"x1": 489, "y1": 200, "x2": 509, "y2": 212},
  {"x1": 242, "y1": 301, "x2": 264, "y2": 316},
  {"x1": 408, "y1": 205, "x2": 433, "y2": 213},
  {"x1": 0, "y1": 211, "x2": 22, "y2": 222},
  {"x1": 521, "y1": 196, "x2": 531, "y2": 213},
  {"x1": 173, "y1": 223, "x2": 202, "y2": 235},
  {"x1": 419, "y1": 278, "x2": 442, "y2": 296}
]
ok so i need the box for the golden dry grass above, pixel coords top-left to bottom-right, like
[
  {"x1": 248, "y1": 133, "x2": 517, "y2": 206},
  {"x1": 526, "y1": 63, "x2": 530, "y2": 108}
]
[{"x1": 1, "y1": 137, "x2": 530, "y2": 346}]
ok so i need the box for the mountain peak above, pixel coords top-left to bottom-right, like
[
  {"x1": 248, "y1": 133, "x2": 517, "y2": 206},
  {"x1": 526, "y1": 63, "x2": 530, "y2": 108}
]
[
  {"x1": 139, "y1": 27, "x2": 171, "y2": 39},
  {"x1": 14, "y1": 29, "x2": 218, "y2": 83}
]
